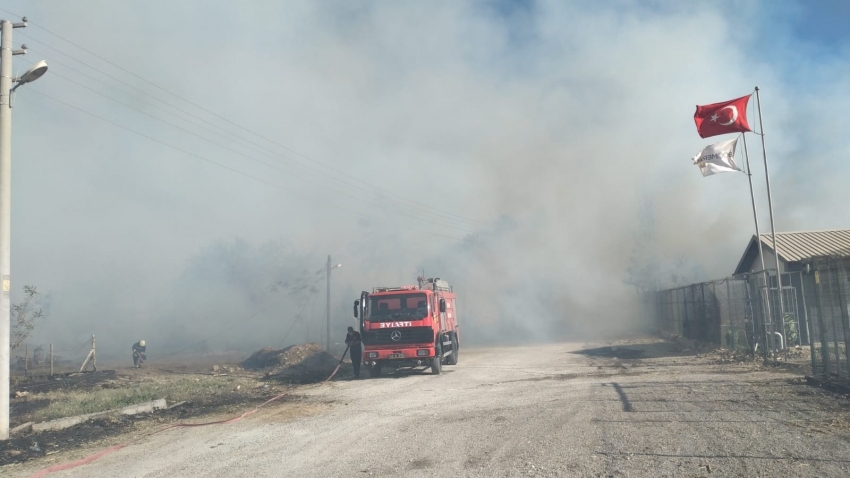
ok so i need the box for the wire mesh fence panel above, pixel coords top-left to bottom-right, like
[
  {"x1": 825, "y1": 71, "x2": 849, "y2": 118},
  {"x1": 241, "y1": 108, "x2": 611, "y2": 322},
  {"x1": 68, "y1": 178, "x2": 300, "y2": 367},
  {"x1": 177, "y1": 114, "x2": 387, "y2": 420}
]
[
  {"x1": 717, "y1": 280, "x2": 752, "y2": 351},
  {"x1": 654, "y1": 276, "x2": 763, "y2": 349},
  {"x1": 11, "y1": 339, "x2": 94, "y2": 376},
  {"x1": 801, "y1": 256, "x2": 850, "y2": 383}
]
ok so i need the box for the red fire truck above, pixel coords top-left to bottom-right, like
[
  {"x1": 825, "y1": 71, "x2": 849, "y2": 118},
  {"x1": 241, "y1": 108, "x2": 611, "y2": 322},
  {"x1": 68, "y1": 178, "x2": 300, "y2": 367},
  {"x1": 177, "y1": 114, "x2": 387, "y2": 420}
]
[{"x1": 354, "y1": 277, "x2": 460, "y2": 377}]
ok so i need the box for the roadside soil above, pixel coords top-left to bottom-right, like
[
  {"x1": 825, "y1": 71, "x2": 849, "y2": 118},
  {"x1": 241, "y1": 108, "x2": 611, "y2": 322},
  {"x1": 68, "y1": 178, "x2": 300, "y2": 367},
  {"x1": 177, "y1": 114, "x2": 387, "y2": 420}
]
[
  {"x1": 6, "y1": 337, "x2": 850, "y2": 477},
  {"x1": 3, "y1": 344, "x2": 351, "y2": 468}
]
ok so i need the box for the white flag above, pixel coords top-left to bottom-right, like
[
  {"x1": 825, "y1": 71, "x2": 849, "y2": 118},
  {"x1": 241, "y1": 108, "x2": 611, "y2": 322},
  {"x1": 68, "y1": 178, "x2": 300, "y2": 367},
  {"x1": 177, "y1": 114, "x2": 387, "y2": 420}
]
[{"x1": 692, "y1": 138, "x2": 741, "y2": 177}]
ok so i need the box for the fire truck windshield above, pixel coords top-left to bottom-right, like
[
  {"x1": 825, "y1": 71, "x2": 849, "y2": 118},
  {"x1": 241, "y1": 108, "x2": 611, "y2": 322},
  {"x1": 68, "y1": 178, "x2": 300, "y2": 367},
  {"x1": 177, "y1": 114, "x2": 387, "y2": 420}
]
[{"x1": 368, "y1": 293, "x2": 429, "y2": 322}]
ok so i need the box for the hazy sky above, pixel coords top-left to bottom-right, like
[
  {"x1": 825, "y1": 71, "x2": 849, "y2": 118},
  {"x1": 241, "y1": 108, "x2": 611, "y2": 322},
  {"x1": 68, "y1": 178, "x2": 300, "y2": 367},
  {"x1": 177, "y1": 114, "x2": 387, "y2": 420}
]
[{"x1": 1, "y1": 1, "x2": 848, "y2": 356}]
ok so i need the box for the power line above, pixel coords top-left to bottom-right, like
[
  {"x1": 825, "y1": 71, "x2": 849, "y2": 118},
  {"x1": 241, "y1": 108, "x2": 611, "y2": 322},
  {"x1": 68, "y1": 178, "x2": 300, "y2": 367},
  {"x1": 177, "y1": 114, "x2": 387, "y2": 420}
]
[
  {"x1": 21, "y1": 87, "x2": 468, "y2": 242},
  {"x1": 151, "y1": 295, "x2": 284, "y2": 362},
  {"x1": 0, "y1": 11, "x2": 488, "y2": 229},
  {"x1": 23, "y1": 88, "x2": 360, "y2": 220},
  {"x1": 36, "y1": 65, "x2": 476, "y2": 233},
  {"x1": 278, "y1": 290, "x2": 316, "y2": 348},
  {"x1": 24, "y1": 47, "x2": 304, "y2": 162},
  {"x1": 15, "y1": 36, "x2": 482, "y2": 231}
]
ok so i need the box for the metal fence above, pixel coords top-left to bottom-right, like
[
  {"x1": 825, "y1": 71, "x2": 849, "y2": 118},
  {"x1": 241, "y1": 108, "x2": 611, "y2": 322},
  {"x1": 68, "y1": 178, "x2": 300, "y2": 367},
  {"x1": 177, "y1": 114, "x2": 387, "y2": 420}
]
[
  {"x1": 800, "y1": 256, "x2": 850, "y2": 383},
  {"x1": 651, "y1": 258, "x2": 850, "y2": 382},
  {"x1": 11, "y1": 337, "x2": 96, "y2": 376},
  {"x1": 651, "y1": 269, "x2": 811, "y2": 354},
  {"x1": 653, "y1": 276, "x2": 764, "y2": 351}
]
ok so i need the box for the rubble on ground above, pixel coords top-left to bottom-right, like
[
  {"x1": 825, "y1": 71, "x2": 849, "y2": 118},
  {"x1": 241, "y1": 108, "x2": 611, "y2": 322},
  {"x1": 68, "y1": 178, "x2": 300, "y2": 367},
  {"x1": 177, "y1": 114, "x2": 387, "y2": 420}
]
[
  {"x1": 211, "y1": 365, "x2": 239, "y2": 374},
  {"x1": 701, "y1": 348, "x2": 762, "y2": 364},
  {"x1": 241, "y1": 343, "x2": 342, "y2": 383}
]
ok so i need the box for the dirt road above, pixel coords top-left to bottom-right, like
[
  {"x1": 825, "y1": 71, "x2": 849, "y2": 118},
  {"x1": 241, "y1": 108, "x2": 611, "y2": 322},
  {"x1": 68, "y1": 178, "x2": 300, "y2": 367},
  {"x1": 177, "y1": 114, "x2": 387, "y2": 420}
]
[{"x1": 14, "y1": 339, "x2": 850, "y2": 477}]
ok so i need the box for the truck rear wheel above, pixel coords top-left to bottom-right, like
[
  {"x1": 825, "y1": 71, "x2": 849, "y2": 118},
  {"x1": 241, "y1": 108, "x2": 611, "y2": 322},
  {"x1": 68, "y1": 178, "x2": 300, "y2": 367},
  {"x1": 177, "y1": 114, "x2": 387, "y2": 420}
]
[
  {"x1": 431, "y1": 343, "x2": 442, "y2": 375},
  {"x1": 445, "y1": 332, "x2": 459, "y2": 366},
  {"x1": 368, "y1": 364, "x2": 382, "y2": 377}
]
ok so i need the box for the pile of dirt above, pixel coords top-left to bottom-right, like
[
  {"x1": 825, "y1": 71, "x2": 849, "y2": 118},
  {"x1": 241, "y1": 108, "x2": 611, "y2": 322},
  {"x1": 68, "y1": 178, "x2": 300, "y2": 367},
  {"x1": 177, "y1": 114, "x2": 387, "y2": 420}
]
[
  {"x1": 701, "y1": 348, "x2": 763, "y2": 364},
  {"x1": 241, "y1": 343, "x2": 343, "y2": 383}
]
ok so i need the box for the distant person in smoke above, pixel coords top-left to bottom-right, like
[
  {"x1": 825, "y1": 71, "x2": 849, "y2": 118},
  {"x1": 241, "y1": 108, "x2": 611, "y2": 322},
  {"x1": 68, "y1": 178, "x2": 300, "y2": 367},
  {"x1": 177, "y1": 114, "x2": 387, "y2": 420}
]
[
  {"x1": 345, "y1": 327, "x2": 362, "y2": 379},
  {"x1": 132, "y1": 340, "x2": 147, "y2": 368}
]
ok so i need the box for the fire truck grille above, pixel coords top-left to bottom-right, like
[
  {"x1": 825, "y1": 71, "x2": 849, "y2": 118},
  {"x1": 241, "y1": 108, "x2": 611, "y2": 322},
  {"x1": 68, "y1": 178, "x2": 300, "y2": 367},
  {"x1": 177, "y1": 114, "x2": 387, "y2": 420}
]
[{"x1": 363, "y1": 327, "x2": 434, "y2": 346}]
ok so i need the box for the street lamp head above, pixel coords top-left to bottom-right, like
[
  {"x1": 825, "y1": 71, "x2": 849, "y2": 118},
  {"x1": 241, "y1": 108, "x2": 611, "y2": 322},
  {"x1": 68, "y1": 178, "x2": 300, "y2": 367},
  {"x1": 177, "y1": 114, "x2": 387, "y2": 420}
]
[{"x1": 17, "y1": 60, "x2": 48, "y2": 85}]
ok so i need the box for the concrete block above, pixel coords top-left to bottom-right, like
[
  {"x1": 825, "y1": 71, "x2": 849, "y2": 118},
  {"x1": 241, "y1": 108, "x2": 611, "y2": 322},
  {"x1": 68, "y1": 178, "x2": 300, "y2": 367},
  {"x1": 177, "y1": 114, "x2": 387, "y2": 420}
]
[
  {"x1": 10, "y1": 421, "x2": 33, "y2": 436},
  {"x1": 33, "y1": 412, "x2": 104, "y2": 432},
  {"x1": 118, "y1": 398, "x2": 167, "y2": 415},
  {"x1": 31, "y1": 398, "x2": 168, "y2": 433}
]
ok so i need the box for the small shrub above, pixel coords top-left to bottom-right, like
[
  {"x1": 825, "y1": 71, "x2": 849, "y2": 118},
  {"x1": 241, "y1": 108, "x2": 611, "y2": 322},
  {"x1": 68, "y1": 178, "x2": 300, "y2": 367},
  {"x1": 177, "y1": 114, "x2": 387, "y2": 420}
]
[{"x1": 784, "y1": 314, "x2": 798, "y2": 347}]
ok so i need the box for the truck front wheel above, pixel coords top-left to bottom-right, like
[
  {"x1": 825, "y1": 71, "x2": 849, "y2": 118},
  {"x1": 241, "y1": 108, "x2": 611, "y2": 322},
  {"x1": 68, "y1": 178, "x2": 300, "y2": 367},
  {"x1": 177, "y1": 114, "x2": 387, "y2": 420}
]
[
  {"x1": 446, "y1": 332, "x2": 459, "y2": 366},
  {"x1": 431, "y1": 343, "x2": 442, "y2": 375}
]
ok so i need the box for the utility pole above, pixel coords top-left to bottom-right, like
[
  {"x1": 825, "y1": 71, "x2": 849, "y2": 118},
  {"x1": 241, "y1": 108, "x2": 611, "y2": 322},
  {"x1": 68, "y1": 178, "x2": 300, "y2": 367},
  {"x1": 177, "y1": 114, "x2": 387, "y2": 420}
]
[
  {"x1": 0, "y1": 16, "x2": 13, "y2": 443},
  {"x1": 0, "y1": 16, "x2": 48, "y2": 439},
  {"x1": 325, "y1": 256, "x2": 342, "y2": 352}
]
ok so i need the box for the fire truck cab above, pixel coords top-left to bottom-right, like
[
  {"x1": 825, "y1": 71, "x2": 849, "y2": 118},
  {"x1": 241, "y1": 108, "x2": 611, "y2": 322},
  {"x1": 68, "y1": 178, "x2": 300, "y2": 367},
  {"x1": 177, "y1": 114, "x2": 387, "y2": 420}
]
[{"x1": 354, "y1": 277, "x2": 460, "y2": 376}]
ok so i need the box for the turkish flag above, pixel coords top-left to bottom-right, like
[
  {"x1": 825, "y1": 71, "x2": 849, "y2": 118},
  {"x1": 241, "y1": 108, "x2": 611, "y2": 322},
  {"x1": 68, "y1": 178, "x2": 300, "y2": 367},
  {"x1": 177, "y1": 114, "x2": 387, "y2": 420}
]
[{"x1": 693, "y1": 94, "x2": 752, "y2": 138}]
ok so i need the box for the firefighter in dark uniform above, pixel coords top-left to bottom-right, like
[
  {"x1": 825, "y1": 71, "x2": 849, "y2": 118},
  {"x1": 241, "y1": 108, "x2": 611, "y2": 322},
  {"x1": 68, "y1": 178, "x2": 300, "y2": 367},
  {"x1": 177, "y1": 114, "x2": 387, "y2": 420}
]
[
  {"x1": 132, "y1": 340, "x2": 146, "y2": 368},
  {"x1": 345, "y1": 327, "x2": 362, "y2": 379}
]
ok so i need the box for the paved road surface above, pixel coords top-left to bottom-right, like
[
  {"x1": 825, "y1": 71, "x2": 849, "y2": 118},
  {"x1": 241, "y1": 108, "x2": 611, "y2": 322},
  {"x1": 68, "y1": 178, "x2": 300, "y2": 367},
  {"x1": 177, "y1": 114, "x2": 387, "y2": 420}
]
[{"x1": 16, "y1": 339, "x2": 850, "y2": 477}]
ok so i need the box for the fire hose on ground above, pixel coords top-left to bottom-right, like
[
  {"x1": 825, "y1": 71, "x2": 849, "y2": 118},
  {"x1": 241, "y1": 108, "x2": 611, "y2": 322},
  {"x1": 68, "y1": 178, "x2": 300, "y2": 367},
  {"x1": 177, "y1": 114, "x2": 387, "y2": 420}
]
[{"x1": 29, "y1": 345, "x2": 353, "y2": 478}]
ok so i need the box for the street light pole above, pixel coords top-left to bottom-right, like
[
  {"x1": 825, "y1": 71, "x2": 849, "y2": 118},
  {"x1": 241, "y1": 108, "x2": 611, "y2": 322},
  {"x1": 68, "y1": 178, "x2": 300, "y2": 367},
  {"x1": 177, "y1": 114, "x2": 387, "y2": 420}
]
[
  {"x1": 0, "y1": 16, "x2": 48, "y2": 440},
  {"x1": 0, "y1": 18, "x2": 12, "y2": 442}
]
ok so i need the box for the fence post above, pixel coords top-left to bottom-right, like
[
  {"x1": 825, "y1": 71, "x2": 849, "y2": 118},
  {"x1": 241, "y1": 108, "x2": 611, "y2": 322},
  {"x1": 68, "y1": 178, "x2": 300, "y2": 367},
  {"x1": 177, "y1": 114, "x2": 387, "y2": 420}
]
[
  {"x1": 670, "y1": 290, "x2": 675, "y2": 335},
  {"x1": 829, "y1": 264, "x2": 841, "y2": 379},
  {"x1": 711, "y1": 282, "x2": 720, "y2": 345},
  {"x1": 79, "y1": 335, "x2": 97, "y2": 373},
  {"x1": 674, "y1": 289, "x2": 679, "y2": 336},
  {"x1": 761, "y1": 274, "x2": 771, "y2": 359},
  {"x1": 673, "y1": 289, "x2": 678, "y2": 336},
  {"x1": 725, "y1": 280, "x2": 732, "y2": 349},
  {"x1": 744, "y1": 278, "x2": 754, "y2": 353},
  {"x1": 827, "y1": 261, "x2": 841, "y2": 379},
  {"x1": 682, "y1": 286, "x2": 690, "y2": 339},
  {"x1": 50, "y1": 343, "x2": 54, "y2": 376},
  {"x1": 835, "y1": 267, "x2": 850, "y2": 378},
  {"x1": 813, "y1": 267, "x2": 830, "y2": 377},
  {"x1": 798, "y1": 272, "x2": 817, "y2": 373},
  {"x1": 700, "y1": 283, "x2": 708, "y2": 343},
  {"x1": 676, "y1": 289, "x2": 681, "y2": 336}
]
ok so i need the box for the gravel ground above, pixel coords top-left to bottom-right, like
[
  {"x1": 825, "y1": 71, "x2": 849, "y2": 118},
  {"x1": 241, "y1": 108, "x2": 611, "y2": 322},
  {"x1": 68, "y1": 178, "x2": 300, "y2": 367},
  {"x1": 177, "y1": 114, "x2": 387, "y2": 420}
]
[{"x1": 11, "y1": 338, "x2": 850, "y2": 477}]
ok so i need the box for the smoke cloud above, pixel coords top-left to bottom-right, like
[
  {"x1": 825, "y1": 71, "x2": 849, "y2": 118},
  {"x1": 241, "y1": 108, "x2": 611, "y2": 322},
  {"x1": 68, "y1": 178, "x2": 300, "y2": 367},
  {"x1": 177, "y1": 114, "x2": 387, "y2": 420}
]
[{"x1": 4, "y1": 1, "x2": 848, "y2": 357}]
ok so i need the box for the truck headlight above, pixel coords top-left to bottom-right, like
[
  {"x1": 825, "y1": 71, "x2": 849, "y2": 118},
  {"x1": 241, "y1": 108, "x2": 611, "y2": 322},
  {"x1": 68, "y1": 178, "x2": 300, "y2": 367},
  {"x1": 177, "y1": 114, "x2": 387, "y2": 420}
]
[
  {"x1": 417, "y1": 349, "x2": 428, "y2": 356},
  {"x1": 367, "y1": 352, "x2": 378, "y2": 359}
]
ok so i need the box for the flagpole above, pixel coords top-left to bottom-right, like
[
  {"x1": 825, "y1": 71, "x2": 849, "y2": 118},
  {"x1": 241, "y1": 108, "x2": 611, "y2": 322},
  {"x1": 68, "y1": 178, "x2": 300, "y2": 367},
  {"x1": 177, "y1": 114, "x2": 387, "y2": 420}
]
[
  {"x1": 754, "y1": 86, "x2": 785, "y2": 350},
  {"x1": 742, "y1": 132, "x2": 771, "y2": 356},
  {"x1": 741, "y1": 134, "x2": 767, "y2": 273}
]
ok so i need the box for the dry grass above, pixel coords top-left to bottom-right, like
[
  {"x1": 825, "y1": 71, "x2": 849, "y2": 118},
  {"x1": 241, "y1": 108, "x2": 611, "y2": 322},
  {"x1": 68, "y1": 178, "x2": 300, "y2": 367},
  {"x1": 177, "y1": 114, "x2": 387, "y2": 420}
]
[{"x1": 27, "y1": 374, "x2": 264, "y2": 422}]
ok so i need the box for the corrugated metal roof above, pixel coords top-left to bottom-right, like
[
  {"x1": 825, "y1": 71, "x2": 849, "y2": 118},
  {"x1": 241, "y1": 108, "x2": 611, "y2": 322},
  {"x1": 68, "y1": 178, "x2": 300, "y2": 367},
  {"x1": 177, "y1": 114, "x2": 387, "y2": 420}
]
[{"x1": 758, "y1": 229, "x2": 850, "y2": 262}]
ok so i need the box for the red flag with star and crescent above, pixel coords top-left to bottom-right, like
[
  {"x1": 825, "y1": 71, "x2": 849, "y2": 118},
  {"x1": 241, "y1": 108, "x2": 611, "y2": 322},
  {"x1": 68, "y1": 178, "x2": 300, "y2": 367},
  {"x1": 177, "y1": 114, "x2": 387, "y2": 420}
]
[{"x1": 693, "y1": 94, "x2": 752, "y2": 138}]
